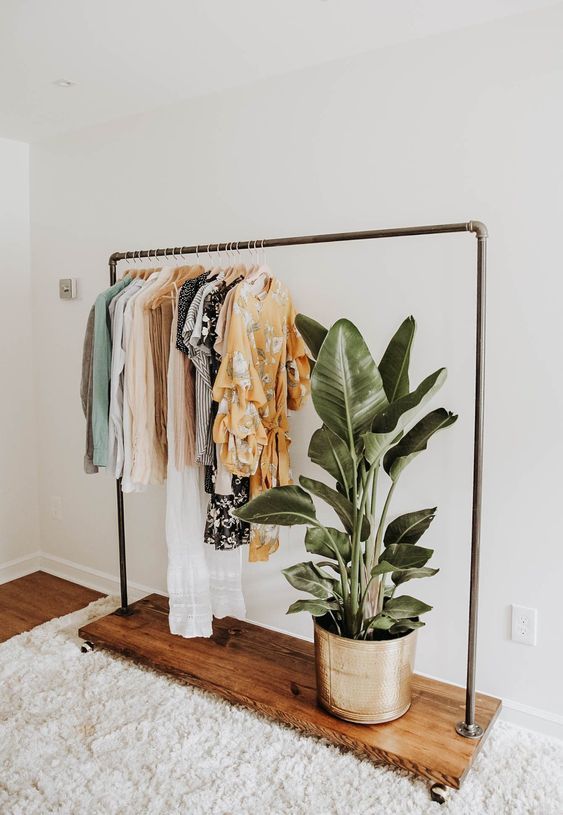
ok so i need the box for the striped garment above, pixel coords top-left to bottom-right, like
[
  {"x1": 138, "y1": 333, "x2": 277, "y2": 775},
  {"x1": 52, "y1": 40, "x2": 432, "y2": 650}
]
[{"x1": 181, "y1": 281, "x2": 217, "y2": 466}]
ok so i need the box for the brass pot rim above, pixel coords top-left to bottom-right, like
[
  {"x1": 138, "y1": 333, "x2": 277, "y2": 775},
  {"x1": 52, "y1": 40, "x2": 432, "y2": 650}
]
[{"x1": 313, "y1": 619, "x2": 418, "y2": 651}]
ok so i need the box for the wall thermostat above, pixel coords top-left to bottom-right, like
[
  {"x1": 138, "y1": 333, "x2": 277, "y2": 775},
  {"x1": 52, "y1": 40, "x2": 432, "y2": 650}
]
[{"x1": 59, "y1": 278, "x2": 77, "y2": 300}]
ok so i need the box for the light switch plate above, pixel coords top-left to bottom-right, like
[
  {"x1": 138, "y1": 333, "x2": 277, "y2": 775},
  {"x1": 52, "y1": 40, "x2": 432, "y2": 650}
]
[{"x1": 59, "y1": 278, "x2": 77, "y2": 299}]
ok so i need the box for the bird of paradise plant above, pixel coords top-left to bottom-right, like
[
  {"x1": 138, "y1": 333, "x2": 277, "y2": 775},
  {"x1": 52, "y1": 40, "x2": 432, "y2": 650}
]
[{"x1": 235, "y1": 315, "x2": 457, "y2": 640}]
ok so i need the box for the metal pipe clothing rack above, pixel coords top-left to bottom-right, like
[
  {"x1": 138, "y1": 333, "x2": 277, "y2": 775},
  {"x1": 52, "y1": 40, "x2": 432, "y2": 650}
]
[{"x1": 108, "y1": 220, "x2": 487, "y2": 739}]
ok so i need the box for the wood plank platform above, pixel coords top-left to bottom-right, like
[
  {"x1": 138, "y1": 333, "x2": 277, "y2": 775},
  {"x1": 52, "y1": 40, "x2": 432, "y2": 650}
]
[{"x1": 79, "y1": 593, "x2": 501, "y2": 789}]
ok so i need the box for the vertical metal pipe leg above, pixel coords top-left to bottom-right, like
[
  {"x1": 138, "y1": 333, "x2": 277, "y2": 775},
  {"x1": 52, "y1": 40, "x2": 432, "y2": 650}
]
[
  {"x1": 456, "y1": 225, "x2": 487, "y2": 739},
  {"x1": 115, "y1": 478, "x2": 132, "y2": 616},
  {"x1": 109, "y1": 258, "x2": 132, "y2": 618}
]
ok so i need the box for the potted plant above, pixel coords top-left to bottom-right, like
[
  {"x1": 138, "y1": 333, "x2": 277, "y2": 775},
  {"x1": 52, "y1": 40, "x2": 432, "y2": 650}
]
[{"x1": 235, "y1": 315, "x2": 457, "y2": 724}]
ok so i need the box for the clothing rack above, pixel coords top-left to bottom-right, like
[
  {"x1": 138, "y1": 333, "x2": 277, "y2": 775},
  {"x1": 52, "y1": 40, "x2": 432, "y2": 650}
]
[{"x1": 108, "y1": 220, "x2": 487, "y2": 739}]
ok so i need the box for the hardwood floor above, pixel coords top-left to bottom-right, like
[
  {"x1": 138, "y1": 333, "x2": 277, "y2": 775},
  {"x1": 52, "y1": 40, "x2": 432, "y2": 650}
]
[{"x1": 0, "y1": 571, "x2": 103, "y2": 643}]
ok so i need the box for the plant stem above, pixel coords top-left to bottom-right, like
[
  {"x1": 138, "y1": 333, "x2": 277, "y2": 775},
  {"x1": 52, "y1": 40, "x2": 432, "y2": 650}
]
[
  {"x1": 349, "y1": 449, "x2": 360, "y2": 625},
  {"x1": 350, "y1": 465, "x2": 376, "y2": 636},
  {"x1": 319, "y1": 523, "x2": 352, "y2": 633},
  {"x1": 363, "y1": 463, "x2": 379, "y2": 575},
  {"x1": 374, "y1": 480, "x2": 397, "y2": 565},
  {"x1": 373, "y1": 479, "x2": 397, "y2": 614},
  {"x1": 328, "y1": 611, "x2": 342, "y2": 636}
]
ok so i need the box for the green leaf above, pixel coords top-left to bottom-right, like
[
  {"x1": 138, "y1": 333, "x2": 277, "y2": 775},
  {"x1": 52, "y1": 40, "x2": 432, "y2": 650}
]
[
  {"x1": 287, "y1": 598, "x2": 339, "y2": 616},
  {"x1": 311, "y1": 563, "x2": 343, "y2": 598},
  {"x1": 384, "y1": 508, "x2": 437, "y2": 546},
  {"x1": 363, "y1": 369, "x2": 448, "y2": 469},
  {"x1": 381, "y1": 543, "x2": 433, "y2": 569},
  {"x1": 305, "y1": 526, "x2": 352, "y2": 563},
  {"x1": 308, "y1": 426, "x2": 355, "y2": 496},
  {"x1": 370, "y1": 561, "x2": 397, "y2": 576},
  {"x1": 311, "y1": 318, "x2": 388, "y2": 445},
  {"x1": 233, "y1": 485, "x2": 317, "y2": 526},
  {"x1": 391, "y1": 567, "x2": 439, "y2": 586},
  {"x1": 300, "y1": 475, "x2": 370, "y2": 540},
  {"x1": 366, "y1": 613, "x2": 395, "y2": 631},
  {"x1": 389, "y1": 619, "x2": 425, "y2": 635},
  {"x1": 295, "y1": 314, "x2": 328, "y2": 360},
  {"x1": 361, "y1": 429, "x2": 402, "y2": 467},
  {"x1": 383, "y1": 409, "x2": 458, "y2": 481},
  {"x1": 315, "y1": 560, "x2": 341, "y2": 573},
  {"x1": 282, "y1": 561, "x2": 333, "y2": 599},
  {"x1": 379, "y1": 316, "x2": 415, "y2": 402},
  {"x1": 384, "y1": 595, "x2": 433, "y2": 619}
]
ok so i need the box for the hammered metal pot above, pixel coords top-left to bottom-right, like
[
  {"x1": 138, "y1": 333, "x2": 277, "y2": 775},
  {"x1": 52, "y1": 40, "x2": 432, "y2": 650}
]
[{"x1": 314, "y1": 622, "x2": 418, "y2": 724}]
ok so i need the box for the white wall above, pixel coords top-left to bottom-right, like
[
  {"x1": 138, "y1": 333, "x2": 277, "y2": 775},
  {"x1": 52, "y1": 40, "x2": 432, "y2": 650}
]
[
  {"x1": 30, "y1": 4, "x2": 563, "y2": 736},
  {"x1": 0, "y1": 137, "x2": 40, "y2": 577}
]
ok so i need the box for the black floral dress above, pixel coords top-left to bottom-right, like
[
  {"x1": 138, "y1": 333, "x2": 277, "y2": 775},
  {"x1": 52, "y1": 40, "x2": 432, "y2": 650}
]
[{"x1": 199, "y1": 280, "x2": 251, "y2": 551}]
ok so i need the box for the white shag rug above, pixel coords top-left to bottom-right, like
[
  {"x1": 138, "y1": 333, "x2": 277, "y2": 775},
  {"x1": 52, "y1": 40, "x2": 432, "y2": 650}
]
[{"x1": 0, "y1": 597, "x2": 562, "y2": 815}]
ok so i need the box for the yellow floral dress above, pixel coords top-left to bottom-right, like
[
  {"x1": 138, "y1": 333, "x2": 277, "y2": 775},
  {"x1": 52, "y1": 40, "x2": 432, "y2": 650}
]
[{"x1": 212, "y1": 276, "x2": 310, "y2": 561}]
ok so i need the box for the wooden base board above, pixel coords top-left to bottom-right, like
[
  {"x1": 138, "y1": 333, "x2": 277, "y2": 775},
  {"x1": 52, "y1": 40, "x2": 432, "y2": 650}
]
[{"x1": 79, "y1": 594, "x2": 501, "y2": 789}]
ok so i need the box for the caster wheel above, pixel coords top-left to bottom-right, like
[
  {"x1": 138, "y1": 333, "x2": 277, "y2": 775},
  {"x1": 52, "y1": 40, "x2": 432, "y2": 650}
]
[
  {"x1": 80, "y1": 641, "x2": 95, "y2": 653},
  {"x1": 430, "y1": 783, "x2": 448, "y2": 804}
]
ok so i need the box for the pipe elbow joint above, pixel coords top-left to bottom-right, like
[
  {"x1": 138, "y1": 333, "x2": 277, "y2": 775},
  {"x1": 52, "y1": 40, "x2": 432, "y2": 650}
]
[{"x1": 468, "y1": 220, "x2": 488, "y2": 239}]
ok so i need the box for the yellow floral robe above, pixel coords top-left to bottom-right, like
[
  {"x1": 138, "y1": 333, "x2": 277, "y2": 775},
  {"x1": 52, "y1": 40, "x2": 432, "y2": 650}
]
[{"x1": 212, "y1": 276, "x2": 310, "y2": 561}]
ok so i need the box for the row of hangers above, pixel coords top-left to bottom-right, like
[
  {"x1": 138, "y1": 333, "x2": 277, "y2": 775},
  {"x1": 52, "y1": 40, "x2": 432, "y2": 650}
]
[{"x1": 122, "y1": 240, "x2": 272, "y2": 291}]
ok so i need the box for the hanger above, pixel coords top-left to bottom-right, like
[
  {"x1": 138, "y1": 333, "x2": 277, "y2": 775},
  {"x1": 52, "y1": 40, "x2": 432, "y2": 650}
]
[
  {"x1": 245, "y1": 238, "x2": 272, "y2": 292},
  {"x1": 246, "y1": 238, "x2": 260, "y2": 278},
  {"x1": 122, "y1": 251, "x2": 136, "y2": 279},
  {"x1": 225, "y1": 241, "x2": 246, "y2": 285},
  {"x1": 239, "y1": 239, "x2": 254, "y2": 280},
  {"x1": 207, "y1": 241, "x2": 224, "y2": 280}
]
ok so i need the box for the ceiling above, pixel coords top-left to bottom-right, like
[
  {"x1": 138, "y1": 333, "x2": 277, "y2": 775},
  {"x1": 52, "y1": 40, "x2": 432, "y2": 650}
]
[{"x1": 0, "y1": 0, "x2": 559, "y2": 142}]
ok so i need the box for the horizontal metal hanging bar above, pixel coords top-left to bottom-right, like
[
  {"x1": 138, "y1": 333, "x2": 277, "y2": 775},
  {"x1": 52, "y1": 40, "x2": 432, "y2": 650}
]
[{"x1": 110, "y1": 221, "x2": 487, "y2": 263}]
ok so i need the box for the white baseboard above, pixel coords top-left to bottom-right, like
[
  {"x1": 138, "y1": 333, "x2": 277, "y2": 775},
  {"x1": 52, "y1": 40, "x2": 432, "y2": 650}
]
[
  {"x1": 501, "y1": 697, "x2": 563, "y2": 741},
  {"x1": 0, "y1": 552, "x2": 41, "y2": 584},
  {"x1": 39, "y1": 552, "x2": 162, "y2": 603},
  {"x1": 3, "y1": 551, "x2": 562, "y2": 740},
  {"x1": 412, "y1": 669, "x2": 563, "y2": 741}
]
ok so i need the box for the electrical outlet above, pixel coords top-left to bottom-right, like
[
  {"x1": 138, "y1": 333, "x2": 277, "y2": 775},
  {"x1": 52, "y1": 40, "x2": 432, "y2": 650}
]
[
  {"x1": 50, "y1": 495, "x2": 63, "y2": 521},
  {"x1": 511, "y1": 604, "x2": 537, "y2": 646}
]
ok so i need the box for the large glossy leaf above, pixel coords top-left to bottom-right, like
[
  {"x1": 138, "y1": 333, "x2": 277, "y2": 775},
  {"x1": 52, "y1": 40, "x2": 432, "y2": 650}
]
[
  {"x1": 282, "y1": 561, "x2": 333, "y2": 599},
  {"x1": 379, "y1": 543, "x2": 433, "y2": 570},
  {"x1": 384, "y1": 595, "x2": 433, "y2": 619},
  {"x1": 373, "y1": 369, "x2": 447, "y2": 434},
  {"x1": 300, "y1": 475, "x2": 370, "y2": 540},
  {"x1": 233, "y1": 485, "x2": 317, "y2": 526},
  {"x1": 383, "y1": 409, "x2": 458, "y2": 481},
  {"x1": 379, "y1": 316, "x2": 415, "y2": 402},
  {"x1": 361, "y1": 429, "x2": 402, "y2": 467},
  {"x1": 384, "y1": 508, "x2": 437, "y2": 546},
  {"x1": 363, "y1": 369, "x2": 447, "y2": 465},
  {"x1": 287, "y1": 598, "x2": 340, "y2": 616},
  {"x1": 308, "y1": 426, "x2": 355, "y2": 495},
  {"x1": 391, "y1": 567, "x2": 439, "y2": 586},
  {"x1": 295, "y1": 314, "x2": 328, "y2": 360},
  {"x1": 311, "y1": 319, "x2": 388, "y2": 445},
  {"x1": 305, "y1": 526, "x2": 352, "y2": 563}
]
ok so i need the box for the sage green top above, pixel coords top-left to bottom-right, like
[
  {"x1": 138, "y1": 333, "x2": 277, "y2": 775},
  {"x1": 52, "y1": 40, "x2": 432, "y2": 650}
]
[{"x1": 92, "y1": 276, "x2": 131, "y2": 467}]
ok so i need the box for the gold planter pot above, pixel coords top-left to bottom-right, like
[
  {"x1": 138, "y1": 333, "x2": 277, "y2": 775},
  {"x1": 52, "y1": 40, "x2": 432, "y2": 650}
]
[{"x1": 314, "y1": 622, "x2": 418, "y2": 724}]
